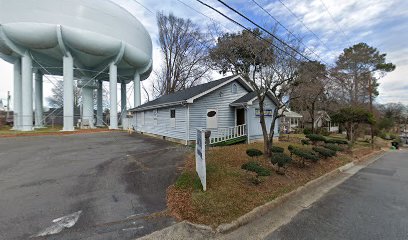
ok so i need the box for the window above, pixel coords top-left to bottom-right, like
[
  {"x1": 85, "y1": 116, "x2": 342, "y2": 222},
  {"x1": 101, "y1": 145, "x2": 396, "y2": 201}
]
[
  {"x1": 232, "y1": 83, "x2": 237, "y2": 94},
  {"x1": 170, "y1": 109, "x2": 176, "y2": 127},
  {"x1": 207, "y1": 109, "x2": 218, "y2": 129}
]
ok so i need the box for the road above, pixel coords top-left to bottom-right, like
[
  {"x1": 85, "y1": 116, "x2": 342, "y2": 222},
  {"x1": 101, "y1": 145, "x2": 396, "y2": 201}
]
[
  {"x1": 0, "y1": 132, "x2": 189, "y2": 240},
  {"x1": 266, "y1": 150, "x2": 408, "y2": 240}
]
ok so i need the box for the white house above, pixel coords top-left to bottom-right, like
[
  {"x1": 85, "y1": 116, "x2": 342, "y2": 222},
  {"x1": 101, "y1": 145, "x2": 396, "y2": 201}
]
[
  {"x1": 129, "y1": 75, "x2": 280, "y2": 145},
  {"x1": 280, "y1": 110, "x2": 303, "y2": 133}
]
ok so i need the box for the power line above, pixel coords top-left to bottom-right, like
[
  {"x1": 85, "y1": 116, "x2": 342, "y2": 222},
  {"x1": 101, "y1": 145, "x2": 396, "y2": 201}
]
[
  {"x1": 318, "y1": 0, "x2": 351, "y2": 45},
  {"x1": 276, "y1": 0, "x2": 333, "y2": 54},
  {"x1": 214, "y1": 0, "x2": 312, "y2": 61},
  {"x1": 195, "y1": 0, "x2": 307, "y2": 62},
  {"x1": 251, "y1": 0, "x2": 328, "y2": 65}
]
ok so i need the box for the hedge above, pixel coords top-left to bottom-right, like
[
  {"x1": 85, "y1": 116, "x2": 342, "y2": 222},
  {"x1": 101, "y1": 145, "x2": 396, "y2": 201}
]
[
  {"x1": 305, "y1": 134, "x2": 327, "y2": 143},
  {"x1": 246, "y1": 148, "x2": 263, "y2": 157},
  {"x1": 312, "y1": 147, "x2": 336, "y2": 158},
  {"x1": 271, "y1": 146, "x2": 284, "y2": 153},
  {"x1": 301, "y1": 139, "x2": 310, "y2": 145},
  {"x1": 271, "y1": 152, "x2": 291, "y2": 165},
  {"x1": 241, "y1": 161, "x2": 271, "y2": 176},
  {"x1": 324, "y1": 138, "x2": 349, "y2": 145},
  {"x1": 288, "y1": 146, "x2": 319, "y2": 162},
  {"x1": 324, "y1": 143, "x2": 345, "y2": 152}
]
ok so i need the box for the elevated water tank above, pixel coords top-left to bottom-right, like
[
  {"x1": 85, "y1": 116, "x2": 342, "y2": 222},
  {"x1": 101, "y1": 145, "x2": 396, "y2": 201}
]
[{"x1": 0, "y1": 0, "x2": 153, "y2": 131}]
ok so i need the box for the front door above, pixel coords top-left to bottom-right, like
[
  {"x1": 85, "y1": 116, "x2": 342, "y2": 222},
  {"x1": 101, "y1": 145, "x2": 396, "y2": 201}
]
[{"x1": 236, "y1": 108, "x2": 245, "y2": 125}]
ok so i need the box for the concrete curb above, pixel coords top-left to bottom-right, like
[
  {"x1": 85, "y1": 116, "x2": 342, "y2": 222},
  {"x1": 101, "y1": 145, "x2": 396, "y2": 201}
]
[
  {"x1": 215, "y1": 149, "x2": 385, "y2": 233},
  {"x1": 137, "y1": 149, "x2": 385, "y2": 239}
]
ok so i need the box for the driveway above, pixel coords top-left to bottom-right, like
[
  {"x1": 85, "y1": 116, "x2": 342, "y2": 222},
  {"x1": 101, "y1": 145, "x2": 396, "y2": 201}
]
[
  {"x1": 266, "y1": 150, "x2": 408, "y2": 240},
  {"x1": 0, "y1": 132, "x2": 189, "y2": 240}
]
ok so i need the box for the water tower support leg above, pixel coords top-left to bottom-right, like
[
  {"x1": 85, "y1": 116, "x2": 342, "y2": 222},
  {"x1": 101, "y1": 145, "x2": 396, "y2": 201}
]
[
  {"x1": 12, "y1": 59, "x2": 22, "y2": 130},
  {"x1": 62, "y1": 54, "x2": 74, "y2": 131},
  {"x1": 109, "y1": 63, "x2": 118, "y2": 129},
  {"x1": 35, "y1": 70, "x2": 44, "y2": 128},
  {"x1": 81, "y1": 86, "x2": 95, "y2": 129},
  {"x1": 134, "y1": 73, "x2": 141, "y2": 107},
  {"x1": 120, "y1": 82, "x2": 126, "y2": 126},
  {"x1": 21, "y1": 53, "x2": 33, "y2": 131},
  {"x1": 96, "y1": 80, "x2": 103, "y2": 127}
]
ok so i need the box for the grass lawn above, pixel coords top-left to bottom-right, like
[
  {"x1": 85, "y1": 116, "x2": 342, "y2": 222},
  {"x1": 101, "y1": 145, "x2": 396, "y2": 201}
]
[{"x1": 167, "y1": 137, "x2": 375, "y2": 227}]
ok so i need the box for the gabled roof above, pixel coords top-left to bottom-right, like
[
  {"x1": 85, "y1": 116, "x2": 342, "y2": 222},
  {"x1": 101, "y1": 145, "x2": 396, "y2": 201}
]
[
  {"x1": 230, "y1": 91, "x2": 279, "y2": 107},
  {"x1": 283, "y1": 110, "x2": 303, "y2": 118},
  {"x1": 130, "y1": 75, "x2": 253, "y2": 112},
  {"x1": 230, "y1": 92, "x2": 257, "y2": 106}
]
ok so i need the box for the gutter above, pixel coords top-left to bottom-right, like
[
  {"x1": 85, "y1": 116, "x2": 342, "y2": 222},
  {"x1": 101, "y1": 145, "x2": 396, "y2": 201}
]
[{"x1": 129, "y1": 100, "x2": 187, "y2": 112}]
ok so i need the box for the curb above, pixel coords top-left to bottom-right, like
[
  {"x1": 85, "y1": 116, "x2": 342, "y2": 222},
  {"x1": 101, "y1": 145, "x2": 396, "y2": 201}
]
[
  {"x1": 215, "y1": 149, "x2": 385, "y2": 233},
  {"x1": 138, "y1": 149, "x2": 385, "y2": 239}
]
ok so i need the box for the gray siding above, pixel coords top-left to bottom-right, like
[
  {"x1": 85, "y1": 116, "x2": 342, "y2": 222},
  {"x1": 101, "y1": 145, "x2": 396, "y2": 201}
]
[
  {"x1": 188, "y1": 81, "x2": 249, "y2": 140},
  {"x1": 247, "y1": 98, "x2": 280, "y2": 142},
  {"x1": 133, "y1": 105, "x2": 188, "y2": 141}
]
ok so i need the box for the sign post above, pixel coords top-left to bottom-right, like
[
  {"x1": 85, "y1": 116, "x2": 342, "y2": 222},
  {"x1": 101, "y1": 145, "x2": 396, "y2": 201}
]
[{"x1": 195, "y1": 129, "x2": 206, "y2": 191}]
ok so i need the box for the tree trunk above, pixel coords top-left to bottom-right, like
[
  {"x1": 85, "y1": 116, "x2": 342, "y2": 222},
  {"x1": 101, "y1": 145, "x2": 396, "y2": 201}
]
[
  {"x1": 267, "y1": 108, "x2": 279, "y2": 155},
  {"x1": 311, "y1": 103, "x2": 315, "y2": 133},
  {"x1": 258, "y1": 103, "x2": 270, "y2": 159}
]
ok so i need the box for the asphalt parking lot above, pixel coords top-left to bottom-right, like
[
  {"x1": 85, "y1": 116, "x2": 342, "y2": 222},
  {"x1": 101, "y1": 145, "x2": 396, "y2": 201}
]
[{"x1": 0, "y1": 132, "x2": 189, "y2": 240}]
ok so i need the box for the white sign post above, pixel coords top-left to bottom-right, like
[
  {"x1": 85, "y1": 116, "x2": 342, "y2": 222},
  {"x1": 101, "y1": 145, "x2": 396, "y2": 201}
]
[{"x1": 195, "y1": 129, "x2": 206, "y2": 191}]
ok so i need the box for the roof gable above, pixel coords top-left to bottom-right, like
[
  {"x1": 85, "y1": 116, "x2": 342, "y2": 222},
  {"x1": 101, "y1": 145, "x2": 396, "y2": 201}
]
[{"x1": 130, "y1": 75, "x2": 253, "y2": 111}]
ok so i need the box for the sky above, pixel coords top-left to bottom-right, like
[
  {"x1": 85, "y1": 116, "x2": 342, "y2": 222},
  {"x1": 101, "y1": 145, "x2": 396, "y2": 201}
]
[{"x1": 0, "y1": 0, "x2": 407, "y2": 109}]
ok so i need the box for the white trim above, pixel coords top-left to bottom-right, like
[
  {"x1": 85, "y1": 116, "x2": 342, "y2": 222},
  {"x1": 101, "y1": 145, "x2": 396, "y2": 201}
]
[
  {"x1": 186, "y1": 75, "x2": 253, "y2": 103},
  {"x1": 186, "y1": 104, "x2": 190, "y2": 145},
  {"x1": 131, "y1": 101, "x2": 186, "y2": 112}
]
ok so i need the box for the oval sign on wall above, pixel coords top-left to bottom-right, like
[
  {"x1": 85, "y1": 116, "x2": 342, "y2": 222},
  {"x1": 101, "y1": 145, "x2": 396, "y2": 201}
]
[{"x1": 207, "y1": 111, "x2": 217, "y2": 117}]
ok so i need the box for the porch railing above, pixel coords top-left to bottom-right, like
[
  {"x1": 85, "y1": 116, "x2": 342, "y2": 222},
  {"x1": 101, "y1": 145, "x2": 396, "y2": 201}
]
[{"x1": 210, "y1": 124, "x2": 247, "y2": 144}]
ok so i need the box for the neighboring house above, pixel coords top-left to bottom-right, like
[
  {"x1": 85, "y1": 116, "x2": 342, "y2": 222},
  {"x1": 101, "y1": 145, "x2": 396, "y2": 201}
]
[
  {"x1": 301, "y1": 110, "x2": 339, "y2": 133},
  {"x1": 280, "y1": 109, "x2": 303, "y2": 133},
  {"x1": 129, "y1": 75, "x2": 280, "y2": 145}
]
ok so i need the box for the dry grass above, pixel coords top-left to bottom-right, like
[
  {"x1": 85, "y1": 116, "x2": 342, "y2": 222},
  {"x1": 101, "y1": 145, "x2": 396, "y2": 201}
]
[{"x1": 167, "y1": 140, "x2": 366, "y2": 227}]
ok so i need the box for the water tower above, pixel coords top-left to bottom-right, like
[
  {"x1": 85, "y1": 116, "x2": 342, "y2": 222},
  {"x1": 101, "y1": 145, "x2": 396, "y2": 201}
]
[{"x1": 0, "y1": 0, "x2": 152, "y2": 131}]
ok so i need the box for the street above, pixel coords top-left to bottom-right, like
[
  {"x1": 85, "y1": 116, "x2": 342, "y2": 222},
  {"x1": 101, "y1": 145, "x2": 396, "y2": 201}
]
[
  {"x1": 0, "y1": 132, "x2": 188, "y2": 240},
  {"x1": 267, "y1": 150, "x2": 408, "y2": 240}
]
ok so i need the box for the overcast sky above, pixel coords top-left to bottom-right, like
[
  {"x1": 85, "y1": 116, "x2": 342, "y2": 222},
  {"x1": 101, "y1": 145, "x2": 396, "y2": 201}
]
[{"x1": 0, "y1": 0, "x2": 407, "y2": 108}]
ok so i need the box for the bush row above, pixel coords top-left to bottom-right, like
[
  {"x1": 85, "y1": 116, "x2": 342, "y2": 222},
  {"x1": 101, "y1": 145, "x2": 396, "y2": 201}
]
[
  {"x1": 241, "y1": 161, "x2": 271, "y2": 176},
  {"x1": 305, "y1": 134, "x2": 349, "y2": 145},
  {"x1": 312, "y1": 147, "x2": 336, "y2": 158}
]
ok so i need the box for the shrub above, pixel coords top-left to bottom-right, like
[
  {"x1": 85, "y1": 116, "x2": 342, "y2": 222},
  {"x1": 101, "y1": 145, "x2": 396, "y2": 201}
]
[
  {"x1": 241, "y1": 161, "x2": 271, "y2": 176},
  {"x1": 246, "y1": 148, "x2": 263, "y2": 158},
  {"x1": 301, "y1": 139, "x2": 310, "y2": 145},
  {"x1": 288, "y1": 145, "x2": 319, "y2": 167},
  {"x1": 271, "y1": 153, "x2": 292, "y2": 175},
  {"x1": 306, "y1": 134, "x2": 327, "y2": 143},
  {"x1": 312, "y1": 147, "x2": 336, "y2": 158},
  {"x1": 271, "y1": 146, "x2": 284, "y2": 153},
  {"x1": 324, "y1": 138, "x2": 349, "y2": 145},
  {"x1": 324, "y1": 143, "x2": 345, "y2": 152},
  {"x1": 303, "y1": 128, "x2": 312, "y2": 135}
]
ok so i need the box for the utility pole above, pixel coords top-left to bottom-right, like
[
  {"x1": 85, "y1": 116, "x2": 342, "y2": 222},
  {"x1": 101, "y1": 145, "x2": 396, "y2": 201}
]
[
  {"x1": 6, "y1": 91, "x2": 10, "y2": 119},
  {"x1": 368, "y1": 74, "x2": 374, "y2": 149}
]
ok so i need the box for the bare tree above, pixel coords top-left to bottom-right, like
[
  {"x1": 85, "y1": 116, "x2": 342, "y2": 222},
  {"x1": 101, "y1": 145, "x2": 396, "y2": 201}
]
[
  {"x1": 153, "y1": 12, "x2": 212, "y2": 98},
  {"x1": 210, "y1": 29, "x2": 302, "y2": 157},
  {"x1": 291, "y1": 61, "x2": 328, "y2": 133},
  {"x1": 46, "y1": 79, "x2": 81, "y2": 108}
]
